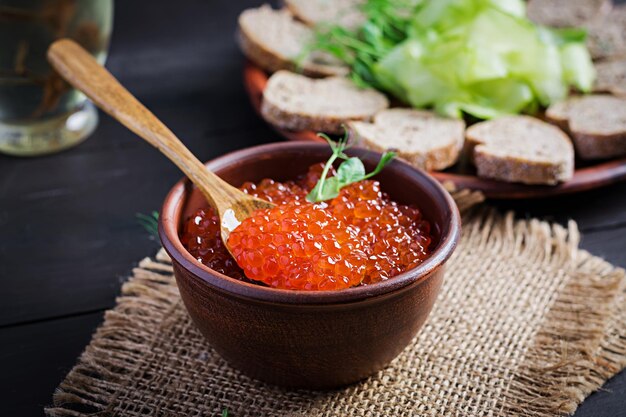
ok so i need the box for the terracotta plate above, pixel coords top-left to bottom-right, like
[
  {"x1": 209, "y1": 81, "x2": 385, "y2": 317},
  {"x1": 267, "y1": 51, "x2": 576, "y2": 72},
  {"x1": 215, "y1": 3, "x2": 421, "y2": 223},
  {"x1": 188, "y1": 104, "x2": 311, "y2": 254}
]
[{"x1": 243, "y1": 62, "x2": 626, "y2": 199}]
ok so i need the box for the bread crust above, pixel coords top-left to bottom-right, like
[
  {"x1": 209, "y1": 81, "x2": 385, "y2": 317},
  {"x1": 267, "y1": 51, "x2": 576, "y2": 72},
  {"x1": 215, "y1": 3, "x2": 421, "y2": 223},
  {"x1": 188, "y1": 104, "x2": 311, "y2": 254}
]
[
  {"x1": 238, "y1": 29, "x2": 293, "y2": 75},
  {"x1": 472, "y1": 150, "x2": 571, "y2": 185},
  {"x1": 570, "y1": 131, "x2": 626, "y2": 159},
  {"x1": 261, "y1": 71, "x2": 388, "y2": 134},
  {"x1": 546, "y1": 96, "x2": 626, "y2": 160},
  {"x1": 348, "y1": 110, "x2": 464, "y2": 171},
  {"x1": 261, "y1": 98, "x2": 370, "y2": 134},
  {"x1": 466, "y1": 117, "x2": 574, "y2": 185},
  {"x1": 358, "y1": 134, "x2": 461, "y2": 171}
]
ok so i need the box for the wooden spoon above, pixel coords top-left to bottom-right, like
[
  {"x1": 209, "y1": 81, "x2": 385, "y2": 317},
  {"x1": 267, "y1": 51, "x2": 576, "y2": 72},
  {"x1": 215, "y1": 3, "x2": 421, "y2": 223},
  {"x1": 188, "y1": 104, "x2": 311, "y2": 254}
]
[{"x1": 47, "y1": 39, "x2": 274, "y2": 251}]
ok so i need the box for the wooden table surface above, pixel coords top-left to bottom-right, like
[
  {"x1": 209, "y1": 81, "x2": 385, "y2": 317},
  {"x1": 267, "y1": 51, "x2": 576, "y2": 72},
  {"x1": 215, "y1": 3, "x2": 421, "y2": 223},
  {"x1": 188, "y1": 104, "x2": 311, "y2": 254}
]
[{"x1": 1, "y1": 1, "x2": 624, "y2": 415}]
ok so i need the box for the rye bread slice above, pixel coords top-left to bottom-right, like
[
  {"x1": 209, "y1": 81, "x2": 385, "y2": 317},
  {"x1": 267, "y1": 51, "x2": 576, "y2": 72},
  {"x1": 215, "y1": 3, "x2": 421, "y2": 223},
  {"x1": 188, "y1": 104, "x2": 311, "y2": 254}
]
[
  {"x1": 238, "y1": 5, "x2": 348, "y2": 77},
  {"x1": 547, "y1": 95, "x2": 626, "y2": 159},
  {"x1": 586, "y1": 4, "x2": 626, "y2": 60},
  {"x1": 594, "y1": 58, "x2": 626, "y2": 97},
  {"x1": 527, "y1": 0, "x2": 612, "y2": 28},
  {"x1": 465, "y1": 116, "x2": 574, "y2": 185},
  {"x1": 284, "y1": 0, "x2": 366, "y2": 30},
  {"x1": 349, "y1": 109, "x2": 465, "y2": 171},
  {"x1": 261, "y1": 70, "x2": 389, "y2": 134},
  {"x1": 544, "y1": 97, "x2": 582, "y2": 133}
]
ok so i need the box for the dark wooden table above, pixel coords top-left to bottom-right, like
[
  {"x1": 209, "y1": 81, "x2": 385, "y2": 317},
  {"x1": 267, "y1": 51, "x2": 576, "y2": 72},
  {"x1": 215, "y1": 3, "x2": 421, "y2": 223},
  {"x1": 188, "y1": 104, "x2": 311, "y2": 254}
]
[{"x1": 1, "y1": 2, "x2": 624, "y2": 416}]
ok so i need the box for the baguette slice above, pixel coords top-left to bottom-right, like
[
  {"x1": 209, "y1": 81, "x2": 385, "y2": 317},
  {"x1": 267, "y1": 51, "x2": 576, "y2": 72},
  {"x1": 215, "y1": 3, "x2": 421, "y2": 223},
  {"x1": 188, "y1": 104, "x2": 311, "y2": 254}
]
[
  {"x1": 466, "y1": 116, "x2": 574, "y2": 185},
  {"x1": 284, "y1": 0, "x2": 366, "y2": 30},
  {"x1": 261, "y1": 71, "x2": 389, "y2": 134},
  {"x1": 593, "y1": 58, "x2": 626, "y2": 98},
  {"x1": 547, "y1": 95, "x2": 626, "y2": 159},
  {"x1": 544, "y1": 97, "x2": 582, "y2": 133},
  {"x1": 349, "y1": 109, "x2": 465, "y2": 171},
  {"x1": 238, "y1": 5, "x2": 348, "y2": 77},
  {"x1": 527, "y1": 0, "x2": 611, "y2": 28}
]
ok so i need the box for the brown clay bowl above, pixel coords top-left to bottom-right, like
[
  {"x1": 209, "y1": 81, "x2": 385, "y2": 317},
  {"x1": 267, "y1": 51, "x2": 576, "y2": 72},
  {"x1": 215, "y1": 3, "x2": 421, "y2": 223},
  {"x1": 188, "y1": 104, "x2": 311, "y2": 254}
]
[{"x1": 159, "y1": 142, "x2": 461, "y2": 389}]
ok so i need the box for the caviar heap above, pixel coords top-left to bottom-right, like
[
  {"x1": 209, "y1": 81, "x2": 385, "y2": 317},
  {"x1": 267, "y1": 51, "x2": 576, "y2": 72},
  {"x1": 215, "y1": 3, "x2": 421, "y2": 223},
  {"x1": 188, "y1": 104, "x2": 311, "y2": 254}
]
[{"x1": 181, "y1": 163, "x2": 433, "y2": 291}]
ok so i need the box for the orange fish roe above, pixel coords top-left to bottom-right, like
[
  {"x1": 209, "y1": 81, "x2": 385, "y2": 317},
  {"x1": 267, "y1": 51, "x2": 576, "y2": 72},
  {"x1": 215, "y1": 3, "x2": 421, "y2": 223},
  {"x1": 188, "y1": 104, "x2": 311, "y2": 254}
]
[
  {"x1": 181, "y1": 164, "x2": 432, "y2": 291},
  {"x1": 180, "y1": 208, "x2": 246, "y2": 281},
  {"x1": 228, "y1": 201, "x2": 368, "y2": 290},
  {"x1": 238, "y1": 163, "x2": 328, "y2": 204},
  {"x1": 328, "y1": 181, "x2": 432, "y2": 284}
]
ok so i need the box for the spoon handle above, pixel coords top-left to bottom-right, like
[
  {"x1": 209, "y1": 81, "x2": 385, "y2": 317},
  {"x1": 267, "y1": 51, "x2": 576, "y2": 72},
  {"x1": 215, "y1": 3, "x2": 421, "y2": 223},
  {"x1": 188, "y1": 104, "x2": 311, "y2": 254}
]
[{"x1": 47, "y1": 39, "x2": 239, "y2": 211}]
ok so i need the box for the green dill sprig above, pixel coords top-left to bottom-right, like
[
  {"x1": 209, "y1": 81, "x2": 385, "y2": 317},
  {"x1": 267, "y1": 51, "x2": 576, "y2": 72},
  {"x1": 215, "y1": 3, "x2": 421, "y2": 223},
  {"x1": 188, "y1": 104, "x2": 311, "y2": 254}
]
[
  {"x1": 136, "y1": 211, "x2": 159, "y2": 238},
  {"x1": 310, "y1": 0, "x2": 418, "y2": 89},
  {"x1": 306, "y1": 131, "x2": 395, "y2": 203}
]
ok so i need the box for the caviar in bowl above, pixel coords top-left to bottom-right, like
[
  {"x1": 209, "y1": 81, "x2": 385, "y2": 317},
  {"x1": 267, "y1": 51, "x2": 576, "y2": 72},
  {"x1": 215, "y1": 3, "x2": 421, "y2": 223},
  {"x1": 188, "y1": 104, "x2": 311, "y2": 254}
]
[{"x1": 159, "y1": 142, "x2": 460, "y2": 389}]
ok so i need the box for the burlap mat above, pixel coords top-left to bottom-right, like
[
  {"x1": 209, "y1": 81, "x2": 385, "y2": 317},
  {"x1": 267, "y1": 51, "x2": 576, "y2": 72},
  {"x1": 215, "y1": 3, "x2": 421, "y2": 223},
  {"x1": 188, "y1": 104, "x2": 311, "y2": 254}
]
[{"x1": 46, "y1": 190, "x2": 626, "y2": 417}]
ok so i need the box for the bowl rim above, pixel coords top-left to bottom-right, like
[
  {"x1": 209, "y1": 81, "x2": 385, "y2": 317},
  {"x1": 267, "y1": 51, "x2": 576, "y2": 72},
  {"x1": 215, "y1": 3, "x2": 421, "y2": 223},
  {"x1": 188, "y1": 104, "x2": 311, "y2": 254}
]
[{"x1": 159, "y1": 142, "x2": 461, "y2": 305}]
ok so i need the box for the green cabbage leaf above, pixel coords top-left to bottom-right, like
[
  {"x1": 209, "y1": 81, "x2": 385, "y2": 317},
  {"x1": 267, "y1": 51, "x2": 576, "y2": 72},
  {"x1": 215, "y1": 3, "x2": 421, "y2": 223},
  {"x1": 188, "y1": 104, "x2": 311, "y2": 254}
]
[{"x1": 313, "y1": 0, "x2": 595, "y2": 119}]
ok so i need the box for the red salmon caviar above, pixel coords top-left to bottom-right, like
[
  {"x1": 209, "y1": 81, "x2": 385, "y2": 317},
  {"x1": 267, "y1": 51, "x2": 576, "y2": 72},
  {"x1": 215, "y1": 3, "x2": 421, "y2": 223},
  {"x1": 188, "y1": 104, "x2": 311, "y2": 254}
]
[
  {"x1": 180, "y1": 208, "x2": 246, "y2": 280},
  {"x1": 181, "y1": 164, "x2": 432, "y2": 291},
  {"x1": 328, "y1": 181, "x2": 431, "y2": 284},
  {"x1": 238, "y1": 163, "x2": 329, "y2": 204},
  {"x1": 228, "y1": 202, "x2": 367, "y2": 290}
]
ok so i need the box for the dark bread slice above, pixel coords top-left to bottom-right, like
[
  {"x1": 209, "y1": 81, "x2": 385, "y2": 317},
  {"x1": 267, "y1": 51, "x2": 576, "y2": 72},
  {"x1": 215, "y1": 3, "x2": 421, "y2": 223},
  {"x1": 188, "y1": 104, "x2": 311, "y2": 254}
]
[
  {"x1": 238, "y1": 5, "x2": 348, "y2": 77},
  {"x1": 547, "y1": 95, "x2": 626, "y2": 159},
  {"x1": 261, "y1": 70, "x2": 389, "y2": 134},
  {"x1": 349, "y1": 109, "x2": 465, "y2": 171},
  {"x1": 466, "y1": 116, "x2": 574, "y2": 185}
]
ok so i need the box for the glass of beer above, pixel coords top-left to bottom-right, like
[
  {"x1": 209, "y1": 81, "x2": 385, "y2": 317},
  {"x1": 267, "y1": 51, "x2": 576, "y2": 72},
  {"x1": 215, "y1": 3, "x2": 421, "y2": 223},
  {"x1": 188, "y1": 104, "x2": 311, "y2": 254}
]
[{"x1": 0, "y1": 0, "x2": 113, "y2": 156}]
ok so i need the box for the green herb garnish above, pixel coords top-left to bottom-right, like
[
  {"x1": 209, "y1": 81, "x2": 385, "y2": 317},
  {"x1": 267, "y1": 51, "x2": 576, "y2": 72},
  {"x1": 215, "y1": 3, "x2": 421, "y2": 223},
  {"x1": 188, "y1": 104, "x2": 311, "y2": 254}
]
[
  {"x1": 136, "y1": 211, "x2": 159, "y2": 237},
  {"x1": 221, "y1": 408, "x2": 229, "y2": 417},
  {"x1": 306, "y1": 132, "x2": 395, "y2": 203}
]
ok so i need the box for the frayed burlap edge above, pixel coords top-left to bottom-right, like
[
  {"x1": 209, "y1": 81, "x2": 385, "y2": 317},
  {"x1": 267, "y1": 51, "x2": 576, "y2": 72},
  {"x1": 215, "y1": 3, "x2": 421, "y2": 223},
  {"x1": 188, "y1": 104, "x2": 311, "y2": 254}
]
[
  {"x1": 454, "y1": 205, "x2": 626, "y2": 416},
  {"x1": 442, "y1": 186, "x2": 625, "y2": 416},
  {"x1": 45, "y1": 190, "x2": 626, "y2": 417},
  {"x1": 500, "y1": 230, "x2": 626, "y2": 416}
]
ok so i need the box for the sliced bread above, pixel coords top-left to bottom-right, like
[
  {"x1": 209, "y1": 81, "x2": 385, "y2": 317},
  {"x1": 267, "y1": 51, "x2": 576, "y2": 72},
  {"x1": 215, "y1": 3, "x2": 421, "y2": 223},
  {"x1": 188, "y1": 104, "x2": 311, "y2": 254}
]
[
  {"x1": 349, "y1": 109, "x2": 465, "y2": 171},
  {"x1": 465, "y1": 116, "x2": 574, "y2": 185},
  {"x1": 544, "y1": 97, "x2": 582, "y2": 132},
  {"x1": 594, "y1": 58, "x2": 626, "y2": 98},
  {"x1": 238, "y1": 5, "x2": 348, "y2": 77},
  {"x1": 527, "y1": 0, "x2": 626, "y2": 60},
  {"x1": 261, "y1": 70, "x2": 389, "y2": 134},
  {"x1": 547, "y1": 95, "x2": 626, "y2": 159},
  {"x1": 586, "y1": 4, "x2": 626, "y2": 60},
  {"x1": 284, "y1": 0, "x2": 366, "y2": 30},
  {"x1": 527, "y1": 0, "x2": 611, "y2": 28}
]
